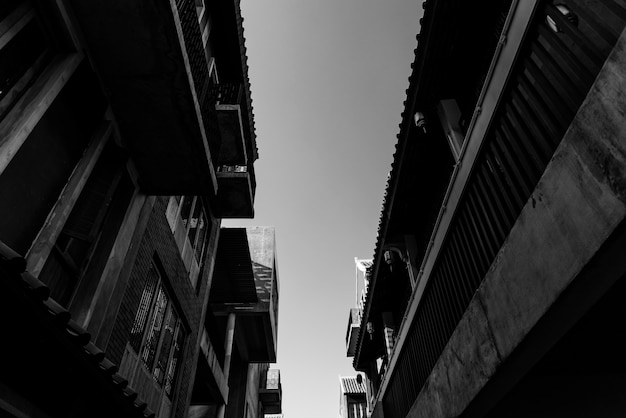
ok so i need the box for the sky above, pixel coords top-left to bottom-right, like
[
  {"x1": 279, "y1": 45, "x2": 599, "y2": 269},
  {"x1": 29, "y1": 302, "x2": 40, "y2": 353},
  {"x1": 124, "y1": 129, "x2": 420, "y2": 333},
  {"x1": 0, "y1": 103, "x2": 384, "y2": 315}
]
[{"x1": 225, "y1": 1, "x2": 422, "y2": 416}]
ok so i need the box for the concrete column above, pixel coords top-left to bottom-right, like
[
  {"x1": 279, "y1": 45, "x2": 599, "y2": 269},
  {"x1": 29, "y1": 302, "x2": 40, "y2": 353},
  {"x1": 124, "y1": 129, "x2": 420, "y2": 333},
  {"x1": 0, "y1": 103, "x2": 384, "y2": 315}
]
[
  {"x1": 223, "y1": 313, "x2": 236, "y2": 380},
  {"x1": 217, "y1": 313, "x2": 236, "y2": 418}
]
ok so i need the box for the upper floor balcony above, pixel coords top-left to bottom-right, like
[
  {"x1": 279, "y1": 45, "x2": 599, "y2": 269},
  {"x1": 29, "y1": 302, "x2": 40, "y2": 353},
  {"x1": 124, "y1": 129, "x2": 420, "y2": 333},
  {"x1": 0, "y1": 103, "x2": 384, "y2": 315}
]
[
  {"x1": 212, "y1": 82, "x2": 257, "y2": 218},
  {"x1": 69, "y1": 0, "x2": 255, "y2": 199},
  {"x1": 209, "y1": 227, "x2": 279, "y2": 363},
  {"x1": 259, "y1": 368, "x2": 282, "y2": 414}
]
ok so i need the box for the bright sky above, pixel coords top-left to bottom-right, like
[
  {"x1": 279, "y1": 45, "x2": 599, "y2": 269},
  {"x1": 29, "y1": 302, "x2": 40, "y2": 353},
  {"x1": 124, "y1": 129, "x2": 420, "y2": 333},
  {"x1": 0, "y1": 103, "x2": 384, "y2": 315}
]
[{"x1": 226, "y1": 1, "x2": 422, "y2": 416}]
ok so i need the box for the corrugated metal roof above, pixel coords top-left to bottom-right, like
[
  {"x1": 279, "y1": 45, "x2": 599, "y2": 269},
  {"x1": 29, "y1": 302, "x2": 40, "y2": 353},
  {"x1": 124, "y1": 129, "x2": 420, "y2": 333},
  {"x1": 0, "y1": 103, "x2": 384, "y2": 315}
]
[
  {"x1": 234, "y1": 0, "x2": 258, "y2": 161},
  {"x1": 354, "y1": 0, "x2": 433, "y2": 370},
  {"x1": 340, "y1": 376, "x2": 367, "y2": 394}
]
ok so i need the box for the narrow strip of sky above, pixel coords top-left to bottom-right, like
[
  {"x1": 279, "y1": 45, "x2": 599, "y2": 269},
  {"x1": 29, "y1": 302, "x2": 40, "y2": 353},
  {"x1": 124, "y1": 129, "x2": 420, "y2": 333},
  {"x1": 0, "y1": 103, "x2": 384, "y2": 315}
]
[{"x1": 232, "y1": 1, "x2": 422, "y2": 416}]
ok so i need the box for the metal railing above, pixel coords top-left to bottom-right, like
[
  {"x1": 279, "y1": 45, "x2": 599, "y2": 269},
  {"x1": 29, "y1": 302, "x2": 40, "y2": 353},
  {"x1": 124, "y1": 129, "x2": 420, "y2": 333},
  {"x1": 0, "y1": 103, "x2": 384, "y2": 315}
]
[
  {"x1": 382, "y1": 1, "x2": 626, "y2": 416},
  {"x1": 211, "y1": 83, "x2": 244, "y2": 107}
]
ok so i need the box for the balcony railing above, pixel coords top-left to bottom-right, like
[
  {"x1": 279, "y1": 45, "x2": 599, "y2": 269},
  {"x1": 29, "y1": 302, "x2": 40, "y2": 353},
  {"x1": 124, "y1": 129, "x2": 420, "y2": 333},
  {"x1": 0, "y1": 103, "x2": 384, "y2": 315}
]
[
  {"x1": 381, "y1": 1, "x2": 626, "y2": 417},
  {"x1": 68, "y1": 0, "x2": 223, "y2": 194}
]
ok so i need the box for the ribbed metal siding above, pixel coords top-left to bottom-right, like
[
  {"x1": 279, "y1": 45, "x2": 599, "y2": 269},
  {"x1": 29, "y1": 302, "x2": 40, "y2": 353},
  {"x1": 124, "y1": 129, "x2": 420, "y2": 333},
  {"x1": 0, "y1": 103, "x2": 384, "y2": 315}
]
[{"x1": 383, "y1": 1, "x2": 626, "y2": 416}]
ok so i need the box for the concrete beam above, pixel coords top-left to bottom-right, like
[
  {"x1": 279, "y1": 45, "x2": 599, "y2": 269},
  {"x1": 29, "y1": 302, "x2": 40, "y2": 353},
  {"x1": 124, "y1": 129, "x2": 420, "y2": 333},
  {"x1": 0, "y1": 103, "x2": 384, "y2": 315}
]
[
  {"x1": 0, "y1": 53, "x2": 83, "y2": 176},
  {"x1": 26, "y1": 121, "x2": 112, "y2": 275}
]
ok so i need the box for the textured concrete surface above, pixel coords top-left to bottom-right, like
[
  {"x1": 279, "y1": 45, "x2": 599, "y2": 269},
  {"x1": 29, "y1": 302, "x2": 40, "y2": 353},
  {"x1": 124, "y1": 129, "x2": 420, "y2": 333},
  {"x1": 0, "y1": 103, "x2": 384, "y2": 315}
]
[
  {"x1": 487, "y1": 374, "x2": 626, "y2": 417},
  {"x1": 407, "y1": 299, "x2": 500, "y2": 418},
  {"x1": 482, "y1": 27, "x2": 626, "y2": 362},
  {"x1": 406, "y1": 27, "x2": 626, "y2": 418}
]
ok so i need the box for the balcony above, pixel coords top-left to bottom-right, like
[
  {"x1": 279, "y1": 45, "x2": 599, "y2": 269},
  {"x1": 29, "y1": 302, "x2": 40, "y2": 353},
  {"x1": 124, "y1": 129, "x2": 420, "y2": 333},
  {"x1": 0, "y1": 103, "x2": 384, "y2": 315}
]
[
  {"x1": 68, "y1": 0, "x2": 220, "y2": 195},
  {"x1": 217, "y1": 165, "x2": 255, "y2": 218},
  {"x1": 212, "y1": 83, "x2": 256, "y2": 218},
  {"x1": 209, "y1": 227, "x2": 279, "y2": 362},
  {"x1": 346, "y1": 308, "x2": 361, "y2": 357},
  {"x1": 259, "y1": 368, "x2": 282, "y2": 414}
]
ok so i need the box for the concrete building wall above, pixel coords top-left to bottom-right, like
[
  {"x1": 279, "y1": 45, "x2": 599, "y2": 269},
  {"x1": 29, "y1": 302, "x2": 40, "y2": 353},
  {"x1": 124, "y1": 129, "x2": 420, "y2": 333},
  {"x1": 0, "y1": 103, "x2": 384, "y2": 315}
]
[
  {"x1": 106, "y1": 196, "x2": 220, "y2": 418},
  {"x1": 0, "y1": 1, "x2": 265, "y2": 417}
]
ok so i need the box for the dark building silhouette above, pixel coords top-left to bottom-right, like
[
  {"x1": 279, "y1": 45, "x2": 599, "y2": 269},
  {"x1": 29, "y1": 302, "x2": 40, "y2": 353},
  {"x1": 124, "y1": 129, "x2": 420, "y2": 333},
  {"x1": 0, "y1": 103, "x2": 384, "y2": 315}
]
[
  {"x1": 192, "y1": 226, "x2": 280, "y2": 418},
  {"x1": 347, "y1": 1, "x2": 626, "y2": 417},
  {"x1": 0, "y1": 1, "x2": 280, "y2": 417}
]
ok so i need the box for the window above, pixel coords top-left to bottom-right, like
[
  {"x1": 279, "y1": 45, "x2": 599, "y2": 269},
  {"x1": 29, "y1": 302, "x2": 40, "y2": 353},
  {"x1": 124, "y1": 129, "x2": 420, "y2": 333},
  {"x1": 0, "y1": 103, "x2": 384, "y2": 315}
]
[
  {"x1": 128, "y1": 261, "x2": 186, "y2": 400},
  {"x1": 347, "y1": 400, "x2": 366, "y2": 418},
  {"x1": 165, "y1": 196, "x2": 211, "y2": 288},
  {"x1": 179, "y1": 196, "x2": 209, "y2": 262}
]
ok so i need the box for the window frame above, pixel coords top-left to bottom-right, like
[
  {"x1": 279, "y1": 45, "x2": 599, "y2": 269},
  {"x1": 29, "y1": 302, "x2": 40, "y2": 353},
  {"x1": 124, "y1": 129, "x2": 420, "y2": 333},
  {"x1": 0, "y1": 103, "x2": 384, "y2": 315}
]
[
  {"x1": 179, "y1": 196, "x2": 208, "y2": 260},
  {"x1": 165, "y1": 195, "x2": 211, "y2": 288},
  {"x1": 128, "y1": 260, "x2": 187, "y2": 400}
]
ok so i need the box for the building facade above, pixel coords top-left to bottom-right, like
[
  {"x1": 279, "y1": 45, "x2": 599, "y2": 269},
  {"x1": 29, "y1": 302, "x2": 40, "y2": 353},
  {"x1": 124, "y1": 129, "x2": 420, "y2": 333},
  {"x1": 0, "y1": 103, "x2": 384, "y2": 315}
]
[
  {"x1": 348, "y1": 1, "x2": 626, "y2": 417},
  {"x1": 339, "y1": 376, "x2": 367, "y2": 418},
  {"x1": 0, "y1": 1, "x2": 278, "y2": 418},
  {"x1": 190, "y1": 226, "x2": 281, "y2": 418}
]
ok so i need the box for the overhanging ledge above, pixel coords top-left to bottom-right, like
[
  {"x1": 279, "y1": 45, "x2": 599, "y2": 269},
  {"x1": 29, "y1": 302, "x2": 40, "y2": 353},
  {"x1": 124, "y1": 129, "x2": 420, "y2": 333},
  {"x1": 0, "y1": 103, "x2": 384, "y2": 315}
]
[{"x1": 70, "y1": 0, "x2": 217, "y2": 195}]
